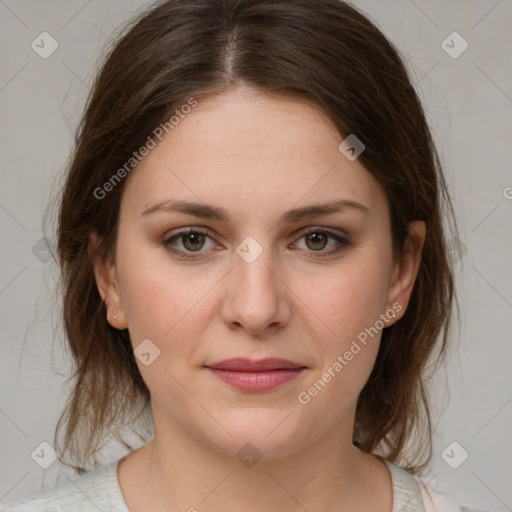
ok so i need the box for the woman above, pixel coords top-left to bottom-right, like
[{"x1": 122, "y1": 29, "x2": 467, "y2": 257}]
[{"x1": 2, "y1": 0, "x2": 484, "y2": 510}]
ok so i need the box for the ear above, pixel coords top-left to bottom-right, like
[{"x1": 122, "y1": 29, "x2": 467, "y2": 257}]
[
  {"x1": 386, "y1": 220, "x2": 426, "y2": 320},
  {"x1": 89, "y1": 231, "x2": 128, "y2": 329}
]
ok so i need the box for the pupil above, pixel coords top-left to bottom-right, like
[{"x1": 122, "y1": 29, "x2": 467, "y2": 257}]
[
  {"x1": 307, "y1": 232, "x2": 326, "y2": 250},
  {"x1": 184, "y1": 233, "x2": 204, "y2": 251}
]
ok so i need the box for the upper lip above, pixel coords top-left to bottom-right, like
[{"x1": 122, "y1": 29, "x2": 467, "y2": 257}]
[{"x1": 206, "y1": 358, "x2": 306, "y2": 371}]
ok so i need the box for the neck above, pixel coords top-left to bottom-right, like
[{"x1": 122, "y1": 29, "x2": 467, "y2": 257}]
[{"x1": 120, "y1": 404, "x2": 391, "y2": 512}]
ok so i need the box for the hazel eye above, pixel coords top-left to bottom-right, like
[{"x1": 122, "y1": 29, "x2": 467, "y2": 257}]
[
  {"x1": 304, "y1": 232, "x2": 329, "y2": 251},
  {"x1": 162, "y1": 228, "x2": 216, "y2": 259},
  {"x1": 292, "y1": 228, "x2": 351, "y2": 258},
  {"x1": 181, "y1": 232, "x2": 207, "y2": 251},
  {"x1": 161, "y1": 226, "x2": 351, "y2": 261}
]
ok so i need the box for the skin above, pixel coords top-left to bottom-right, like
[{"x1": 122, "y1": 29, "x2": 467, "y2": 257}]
[{"x1": 91, "y1": 85, "x2": 426, "y2": 512}]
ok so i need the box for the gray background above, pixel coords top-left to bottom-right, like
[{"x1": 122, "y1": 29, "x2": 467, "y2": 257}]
[{"x1": 1, "y1": 0, "x2": 511, "y2": 509}]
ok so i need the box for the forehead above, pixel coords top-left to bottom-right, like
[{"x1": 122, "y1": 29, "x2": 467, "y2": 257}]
[{"x1": 121, "y1": 86, "x2": 387, "y2": 223}]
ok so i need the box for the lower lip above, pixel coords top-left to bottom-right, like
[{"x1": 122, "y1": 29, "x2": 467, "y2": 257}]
[{"x1": 206, "y1": 368, "x2": 305, "y2": 391}]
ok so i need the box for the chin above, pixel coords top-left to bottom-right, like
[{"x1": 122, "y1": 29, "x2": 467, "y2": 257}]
[{"x1": 199, "y1": 407, "x2": 314, "y2": 462}]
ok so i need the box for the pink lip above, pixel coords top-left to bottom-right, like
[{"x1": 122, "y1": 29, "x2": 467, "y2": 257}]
[{"x1": 205, "y1": 358, "x2": 307, "y2": 391}]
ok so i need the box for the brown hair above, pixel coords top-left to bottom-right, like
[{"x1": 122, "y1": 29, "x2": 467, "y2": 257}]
[{"x1": 55, "y1": 0, "x2": 458, "y2": 474}]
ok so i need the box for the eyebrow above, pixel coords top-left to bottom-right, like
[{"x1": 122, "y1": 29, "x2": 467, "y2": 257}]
[{"x1": 141, "y1": 198, "x2": 369, "y2": 223}]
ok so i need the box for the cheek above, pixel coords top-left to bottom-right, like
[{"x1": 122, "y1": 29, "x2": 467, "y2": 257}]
[
  {"x1": 115, "y1": 249, "x2": 217, "y2": 409},
  {"x1": 293, "y1": 259, "x2": 390, "y2": 401},
  {"x1": 297, "y1": 256, "x2": 390, "y2": 340},
  {"x1": 117, "y1": 236, "x2": 204, "y2": 330}
]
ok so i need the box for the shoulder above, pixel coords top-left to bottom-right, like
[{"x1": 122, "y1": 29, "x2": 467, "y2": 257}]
[
  {"x1": 0, "y1": 459, "x2": 129, "y2": 512},
  {"x1": 418, "y1": 479, "x2": 495, "y2": 512},
  {"x1": 385, "y1": 461, "x2": 493, "y2": 512},
  {"x1": 419, "y1": 481, "x2": 495, "y2": 512}
]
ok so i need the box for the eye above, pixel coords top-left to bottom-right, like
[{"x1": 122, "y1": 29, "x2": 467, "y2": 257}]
[
  {"x1": 162, "y1": 226, "x2": 351, "y2": 260},
  {"x1": 162, "y1": 228, "x2": 217, "y2": 259},
  {"x1": 291, "y1": 228, "x2": 351, "y2": 258}
]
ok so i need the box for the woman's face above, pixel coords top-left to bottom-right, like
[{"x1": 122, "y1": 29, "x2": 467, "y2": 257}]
[{"x1": 94, "y1": 85, "x2": 424, "y2": 460}]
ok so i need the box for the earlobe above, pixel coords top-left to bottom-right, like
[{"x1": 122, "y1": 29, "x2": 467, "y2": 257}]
[{"x1": 387, "y1": 220, "x2": 426, "y2": 319}]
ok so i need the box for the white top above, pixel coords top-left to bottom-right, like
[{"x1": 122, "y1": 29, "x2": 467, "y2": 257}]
[{"x1": 0, "y1": 458, "x2": 488, "y2": 511}]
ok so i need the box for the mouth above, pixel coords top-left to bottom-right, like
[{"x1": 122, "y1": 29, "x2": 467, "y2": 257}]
[{"x1": 204, "y1": 358, "x2": 307, "y2": 392}]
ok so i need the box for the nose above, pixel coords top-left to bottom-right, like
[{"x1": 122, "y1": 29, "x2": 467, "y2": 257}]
[{"x1": 220, "y1": 247, "x2": 292, "y2": 336}]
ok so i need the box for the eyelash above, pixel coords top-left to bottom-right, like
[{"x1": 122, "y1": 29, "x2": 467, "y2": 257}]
[{"x1": 161, "y1": 227, "x2": 351, "y2": 260}]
